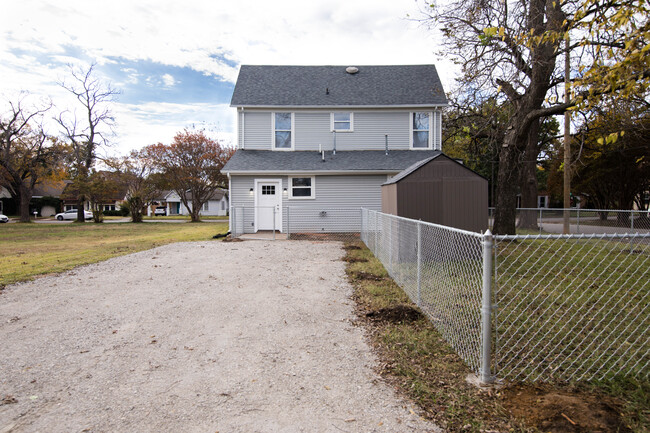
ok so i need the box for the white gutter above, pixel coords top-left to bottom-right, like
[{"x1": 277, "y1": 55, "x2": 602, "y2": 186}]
[
  {"x1": 231, "y1": 104, "x2": 448, "y2": 109},
  {"x1": 223, "y1": 170, "x2": 401, "y2": 175}
]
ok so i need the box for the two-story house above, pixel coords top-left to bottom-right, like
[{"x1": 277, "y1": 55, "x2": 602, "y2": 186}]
[{"x1": 222, "y1": 65, "x2": 447, "y2": 234}]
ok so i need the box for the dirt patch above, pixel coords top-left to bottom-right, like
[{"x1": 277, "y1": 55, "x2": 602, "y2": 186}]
[
  {"x1": 342, "y1": 256, "x2": 368, "y2": 263},
  {"x1": 343, "y1": 245, "x2": 362, "y2": 250},
  {"x1": 353, "y1": 271, "x2": 385, "y2": 281},
  {"x1": 289, "y1": 232, "x2": 360, "y2": 241},
  {"x1": 220, "y1": 234, "x2": 243, "y2": 242},
  {"x1": 501, "y1": 384, "x2": 629, "y2": 433},
  {"x1": 366, "y1": 305, "x2": 423, "y2": 324}
]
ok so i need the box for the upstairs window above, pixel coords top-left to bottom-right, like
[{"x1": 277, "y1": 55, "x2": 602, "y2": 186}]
[
  {"x1": 289, "y1": 176, "x2": 315, "y2": 199},
  {"x1": 273, "y1": 112, "x2": 294, "y2": 150},
  {"x1": 411, "y1": 112, "x2": 432, "y2": 149},
  {"x1": 331, "y1": 112, "x2": 353, "y2": 132}
]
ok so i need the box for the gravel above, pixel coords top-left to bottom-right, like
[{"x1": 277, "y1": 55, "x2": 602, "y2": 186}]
[{"x1": 0, "y1": 240, "x2": 440, "y2": 432}]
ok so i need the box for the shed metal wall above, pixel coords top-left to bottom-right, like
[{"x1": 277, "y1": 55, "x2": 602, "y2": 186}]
[{"x1": 382, "y1": 155, "x2": 488, "y2": 232}]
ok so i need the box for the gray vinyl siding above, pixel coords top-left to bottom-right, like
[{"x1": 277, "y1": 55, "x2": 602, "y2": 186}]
[
  {"x1": 238, "y1": 109, "x2": 444, "y2": 151},
  {"x1": 242, "y1": 112, "x2": 272, "y2": 150},
  {"x1": 293, "y1": 112, "x2": 409, "y2": 151},
  {"x1": 229, "y1": 174, "x2": 389, "y2": 233}
]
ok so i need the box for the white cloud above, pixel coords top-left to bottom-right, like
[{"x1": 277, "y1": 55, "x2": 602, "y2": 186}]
[{"x1": 161, "y1": 73, "x2": 176, "y2": 87}]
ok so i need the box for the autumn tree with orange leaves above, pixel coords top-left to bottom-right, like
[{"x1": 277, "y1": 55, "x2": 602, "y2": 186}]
[{"x1": 145, "y1": 130, "x2": 235, "y2": 222}]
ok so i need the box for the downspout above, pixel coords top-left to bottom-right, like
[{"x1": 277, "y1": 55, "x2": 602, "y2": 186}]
[
  {"x1": 332, "y1": 131, "x2": 336, "y2": 155},
  {"x1": 227, "y1": 172, "x2": 232, "y2": 233}
]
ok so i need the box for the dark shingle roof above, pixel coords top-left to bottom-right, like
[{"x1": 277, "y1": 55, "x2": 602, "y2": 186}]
[
  {"x1": 230, "y1": 65, "x2": 447, "y2": 107},
  {"x1": 382, "y1": 155, "x2": 441, "y2": 185},
  {"x1": 222, "y1": 150, "x2": 442, "y2": 173}
]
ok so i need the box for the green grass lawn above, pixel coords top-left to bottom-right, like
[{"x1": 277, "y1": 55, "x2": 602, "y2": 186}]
[{"x1": 0, "y1": 222, "x2": 228, "y2": 287}]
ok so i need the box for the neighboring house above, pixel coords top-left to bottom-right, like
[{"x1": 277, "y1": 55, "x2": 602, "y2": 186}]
[
  {"x1": 150, "y1": 189, "x2": 229, "y2": 216},
  {"x1": 31, "y1": 180, "x2": 68, "y2": 216},
  {"x1": 0, "y1": 180, "x2": 67, "y2": 216},
  {"x1": 223, "y1": 64, "x2": 448, "y2": 233},
  {"x1": 61, "y1": 173, "x2": 128, "y2": 212}
]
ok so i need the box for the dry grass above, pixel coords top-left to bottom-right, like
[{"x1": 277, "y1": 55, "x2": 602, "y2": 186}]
[
  {"x1": 344, "y1": 240, "x2": 645, "y2": 432},
  {"x1": 0, "y1": 222, "x2": 228, "y2": 288}
]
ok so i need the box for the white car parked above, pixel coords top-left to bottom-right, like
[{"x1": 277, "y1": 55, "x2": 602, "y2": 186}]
[
  {"x1": 0, "y1": 214, "x2": 8, "y2": 223},
  {"x1": 55, "y1": 209, "x2": 93, "y2": 221}
]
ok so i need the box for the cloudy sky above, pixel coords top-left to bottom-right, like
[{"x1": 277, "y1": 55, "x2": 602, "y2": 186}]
[{"x1": 1, "y1": 0, "x2": 454, "y2": 157}]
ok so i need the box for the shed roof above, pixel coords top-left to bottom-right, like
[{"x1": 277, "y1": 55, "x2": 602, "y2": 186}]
[
  {"x1": 382, "y1": 153, "x2": 487, "y2": 185},
  {"x1": 230, "y1": 65, "x2": 447, "y2": 107},
  {"x1": 222, "y1": 150, "x2": 443, "y2": 173}
]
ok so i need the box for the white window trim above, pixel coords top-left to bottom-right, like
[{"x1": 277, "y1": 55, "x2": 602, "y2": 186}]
[
  {"x1": 288, "y1": 176, "x2": 315, "y2": 200},
  {"x1": 409, "y1": 111, "x2": 434, "y2": 150},
  {"x1": 272, "y1": 112, "x2": 295, "y2": 151},
  {"x1": 330, "y1": 112, "x2": 354, "y2": 132}
]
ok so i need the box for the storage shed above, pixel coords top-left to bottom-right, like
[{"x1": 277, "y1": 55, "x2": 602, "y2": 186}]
[{"x1": 381, "y1": 153, "x2": 488, "y2": 232}]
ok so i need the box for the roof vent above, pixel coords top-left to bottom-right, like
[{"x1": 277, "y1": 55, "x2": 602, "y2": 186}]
[{"x1": 345, "y1": 66, "x2": 359, "y2": 74}]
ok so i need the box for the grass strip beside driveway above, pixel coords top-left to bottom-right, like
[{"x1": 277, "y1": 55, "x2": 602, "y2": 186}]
[
  {"x1": 344, "y1": 241, "x2": 648, "y2": 432},
  {"x1": 0, "y1": 222, "x2": 228, "y2": 287}
]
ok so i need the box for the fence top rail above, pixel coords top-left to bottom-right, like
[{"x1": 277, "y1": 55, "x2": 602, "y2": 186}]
[
  {"x1": 364, "y1": 208, "x2": 484, "y2": 238},
  {"x1": 488, "y1": 207, "x2": 648, "y2": 213},
  {"x1": 495, "y1": 232, "x2": 650, "y2": 241}
]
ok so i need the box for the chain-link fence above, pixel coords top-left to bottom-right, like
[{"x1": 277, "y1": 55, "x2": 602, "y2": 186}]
[
  {"x1": 361, "y1": 209, "x2": 650, "y2": 384},
  {"x1": 230, "y1": 206, "x2": 361, "y2": 241},
  {"x1": 489, "y1": 207, "x2": 650, "y2": 234},
  {"x1": 361, "y1": 209, "x2": 487, "y2": 375},
  {"x1": 493, "y1": 233, "x2": 650, "y2": 382}
]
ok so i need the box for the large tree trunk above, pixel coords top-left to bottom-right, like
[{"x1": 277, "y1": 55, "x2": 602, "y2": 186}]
[
  {"x1": 77, "y1": 197, "x2": 85, "y2": 222},
  {"x1": 493, "y1": 128, "x2": 524, "y2": 235},
  {"x1": 518, "y1": 119, "x2": 541, "y2": 229},
  {"x1": 18, "y1": 184, "x2": 32, "y2": 223}
]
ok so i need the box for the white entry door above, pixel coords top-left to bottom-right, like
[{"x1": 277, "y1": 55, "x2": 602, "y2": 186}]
[{"x1": 256, "y1": 181, "x2": 282, "y2": 231}]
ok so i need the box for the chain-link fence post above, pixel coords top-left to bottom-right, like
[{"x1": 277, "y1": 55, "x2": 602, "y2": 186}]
[
  {"x1": 539, "y1": 208, "x2": 543, "y2": 234},
  {"x1": 577, "y1": 208, "x2": 580, "y2": 233},
  {"x1": 417, "y1": 220, "x2": 422, "y2": 307},
  {"x1": 388, "y1": 216, "x2": 393, "y2": 276},
  {"x1": 481, "y1": 229, "x2": 494, "y2": 384},
  {"x1": 631, "y1": 211, "x2": 634, "y2": 231}
]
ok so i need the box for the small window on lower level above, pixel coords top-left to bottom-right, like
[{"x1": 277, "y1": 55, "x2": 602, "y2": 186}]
[
  {"x1": 202, "y1": 202, "x2": 209, "y2": 211},
  {"x1": 289, "y1": 176, "x2": 315, "y2": 199}
]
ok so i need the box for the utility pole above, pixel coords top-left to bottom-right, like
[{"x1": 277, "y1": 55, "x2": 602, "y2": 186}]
[{"x1": 563, "y1": 34, "x2": 571, "y2": 234}]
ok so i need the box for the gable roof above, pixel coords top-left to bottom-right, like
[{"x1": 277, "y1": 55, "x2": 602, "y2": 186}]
[
  {"x1": 231, "y1": 65, "x2": 447, "y2": 107},
  {"x1": 222, "y1": 150, "x2": 443, "y2": 173},
  {"x1": 382, "y1": 153, "x2": 487, "y2": 185}
]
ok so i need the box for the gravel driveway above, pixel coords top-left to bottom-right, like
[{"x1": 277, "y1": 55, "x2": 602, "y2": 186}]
[{"x1": 0, "y1": 241, "x2": 440, "y2": 432}]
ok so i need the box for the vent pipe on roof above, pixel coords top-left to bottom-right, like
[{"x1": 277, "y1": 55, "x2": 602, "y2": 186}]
[
  {"x1": 346, "y1": 66, "x2": 359, "y2": 74},
  {"x1": 322, "y1": 150, "x2": 325, "y2": 162},
  {"x1": 333, "y1": 131, "x2": 336, "y2": 155},
  {"x1": 385, "y1": 134, "x2": 389, "y2": 155}
]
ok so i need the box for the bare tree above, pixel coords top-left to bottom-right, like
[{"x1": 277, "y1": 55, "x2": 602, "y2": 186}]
[
  {"x1": 0, "y1": 94, "x2": 60, "y2": 222},
  {"x1": 57, "y1": 64, "x2": 118, "y2": 222},
  {"x1": 106, "y1": 150, "x2": 162, "y2": 223}
]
